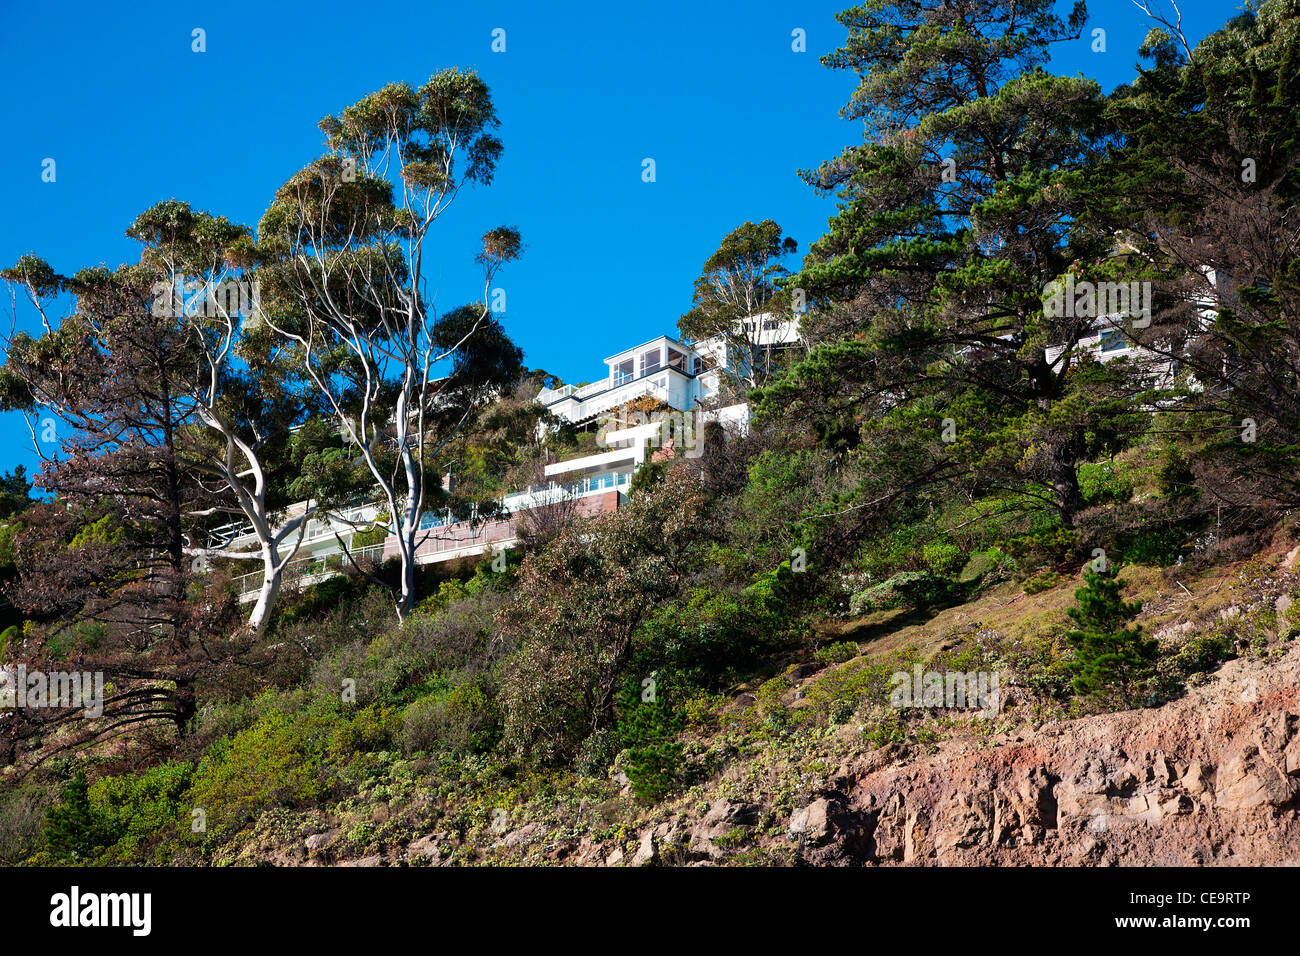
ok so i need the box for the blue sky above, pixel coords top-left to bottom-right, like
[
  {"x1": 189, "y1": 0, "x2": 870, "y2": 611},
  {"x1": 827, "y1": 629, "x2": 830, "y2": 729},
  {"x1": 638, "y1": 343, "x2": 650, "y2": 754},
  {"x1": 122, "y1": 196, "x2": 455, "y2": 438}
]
[{"x1": 0, "y1": 0, "x2": 1231, "y2": 476}]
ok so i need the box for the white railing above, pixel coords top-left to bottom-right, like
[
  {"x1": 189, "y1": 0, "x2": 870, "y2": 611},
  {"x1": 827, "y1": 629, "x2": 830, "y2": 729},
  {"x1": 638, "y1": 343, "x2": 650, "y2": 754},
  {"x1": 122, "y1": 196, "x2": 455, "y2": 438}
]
[
  {"x1": 228, "y1": 475, "x2": 631, "y2": 599},
  {"x1": 215, "y1": 502, "x2": 385, "y2": 552},
  {"x1": 501, "y1": 471, "x2": 631, "y2": 512},
  {"x1": 233, "y1": 542, "x2": 387, "y2": 598},
  {"x1": 563, "y1": 379, "x2": 669, "y2": 422}
]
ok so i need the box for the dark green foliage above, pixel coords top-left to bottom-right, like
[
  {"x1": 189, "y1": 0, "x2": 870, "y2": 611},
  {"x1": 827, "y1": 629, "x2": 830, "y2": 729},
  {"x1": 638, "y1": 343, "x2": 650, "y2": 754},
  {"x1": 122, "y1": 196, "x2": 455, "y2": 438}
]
[
  {"x1": 1065, "y1": 567, "x2": 1158, "y2": 708},
  {"x1": 0, "y1": 465, "x2": 32, "y2": 520},
  {"x1": 616, "y1": 676, "x2": 685, "y2": 803},
  {"x1": 850, "y1": 570, "x2": 963, "y2": 616},
  {"x1": 813, "y1": 640, "x2": 859, "y2": 666},
  {"x1": 1004, "y1": 527, "x2": 1081, "y2": 578},
  {"x1": 636, "y1": 563, "x2": 807, "y2": 689},
  {"x1": 1116, "y1": 525, "x2": 1189, "y2": 566},
  {"x1": 43, "y1": 771, "x2": 107, "y2": 862}
]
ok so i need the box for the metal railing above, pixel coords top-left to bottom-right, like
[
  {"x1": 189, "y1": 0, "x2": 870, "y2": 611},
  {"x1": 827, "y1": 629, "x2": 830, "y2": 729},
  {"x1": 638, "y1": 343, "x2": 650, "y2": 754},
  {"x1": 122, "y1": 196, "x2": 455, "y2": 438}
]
[
  {"x1": 233, "y1": 542, "x2": 387, "y2": 597},
  {"x1": 229, "y1": 474, "x2": 630, "y2": 598}
]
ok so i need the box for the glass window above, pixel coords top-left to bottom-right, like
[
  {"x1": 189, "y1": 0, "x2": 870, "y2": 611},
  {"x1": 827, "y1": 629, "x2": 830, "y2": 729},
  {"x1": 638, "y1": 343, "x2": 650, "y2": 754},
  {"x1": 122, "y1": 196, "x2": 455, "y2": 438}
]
[
  {"x1": 614, "y1": 358, "x2": 634, "y2": 384},
  {"x1": 666, "y1": 347, "x2": 686, "y2": 371},
  {"x1": 1100, "y1": 329, "x2": 1126, "y2": 352},
  {"x1": 640, "y1": 348, "x2": 661, "y2": 376}
]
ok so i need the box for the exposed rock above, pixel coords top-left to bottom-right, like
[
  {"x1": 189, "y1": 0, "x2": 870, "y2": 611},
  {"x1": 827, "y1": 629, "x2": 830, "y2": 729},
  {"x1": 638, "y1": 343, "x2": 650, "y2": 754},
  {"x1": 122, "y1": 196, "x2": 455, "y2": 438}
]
[
  {"x1": 493, "y1": 822, "x2": 545, "y2": 850},
  {"x1": 688, "y1": 800, "x2": 759, "y2": 860},
  {"x1": 631, "y1": 830, "x2": 657, "y2": 866},
  {"x1": 605, "y1": 846, "x2": 624, "y2": 866},
  {"x1": 791, "y1": 647, "x2": 1300, "y2": 866},
  {"x1": 407, "y1": 834, "x2": 444, "y2": 863},
  {"x1": 1282, "y1": 544, "x2": 1300, "y2": 572},
  {"x1": 305, "y1": 828, "x2": 342, "y2": 853},
  {"x1": 339, "y1": 854, "x2": 383, "y2": 867}
]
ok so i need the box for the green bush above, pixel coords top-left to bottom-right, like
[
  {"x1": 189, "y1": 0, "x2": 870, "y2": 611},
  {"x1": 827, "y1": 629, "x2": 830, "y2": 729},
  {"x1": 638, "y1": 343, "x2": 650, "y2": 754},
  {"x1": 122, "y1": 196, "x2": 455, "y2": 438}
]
[
  {"x1": 1022, "y1": 568, "x2": 1062, "y2": 594},
  {"x1": 1079, "y1": 461, "x2": 1134, "y2": 506},
  {"x1": 1004, "y1": 527, "x2": 1080, "y2": 578},
  {"x1": 1117, "y1": 525, "x2": 1188, "y2": 566},
  {"x1": 43, "y1": 771, "x2": 108, "y2": 863},
  {"x1": 88, "y1": 761, "x2": 195, "y2": 864},
  {"x1": 814, "y1": 640, "x2": 860, "y2": 665},
  {"x1": 1159, "y1": 632, "x2": 1234, "y2": 692},
  {"x1": 189, "y1": 709, "x2": 331, "y2": 837},
  {"x1": 921, "y1": 540, "x2": 966, "y2": 576},
  {"x1": 574, "y1": 727, "x2": 621, "y2": 777},
  {"x1": 636, "y1": 571, "x2": 806, "y2": 689},
  {"x1": 617, "y1": 679, "x2": 685, "y2": 802},
  {"x1": 399, "y1": 683, "x2": 497, "y2": 756},
  {"x1": 849, "y1": 570, "x2": 959, "y2": 615}
]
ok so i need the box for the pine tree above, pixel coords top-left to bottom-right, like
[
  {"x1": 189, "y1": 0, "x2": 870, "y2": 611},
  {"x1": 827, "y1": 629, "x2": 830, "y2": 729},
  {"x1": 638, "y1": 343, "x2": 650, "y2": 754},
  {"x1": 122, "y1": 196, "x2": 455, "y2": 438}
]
[
  {"x1": 1065, "y1": 566, "x2": 1157, "y2": 708},
  {"x1": 44, "y1": 770, "x2": 105, "y2": 862},
  {"x1": 764, "y1": 0, "x2": 1146, "y2": 532}
]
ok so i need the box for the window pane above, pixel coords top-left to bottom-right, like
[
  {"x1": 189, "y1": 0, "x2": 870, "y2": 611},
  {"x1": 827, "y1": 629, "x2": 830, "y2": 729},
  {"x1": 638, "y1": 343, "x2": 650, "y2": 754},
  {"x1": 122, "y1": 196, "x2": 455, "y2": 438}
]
[{"x1": 1100, "y1": 329, "x2": 1125, "y2": 352}]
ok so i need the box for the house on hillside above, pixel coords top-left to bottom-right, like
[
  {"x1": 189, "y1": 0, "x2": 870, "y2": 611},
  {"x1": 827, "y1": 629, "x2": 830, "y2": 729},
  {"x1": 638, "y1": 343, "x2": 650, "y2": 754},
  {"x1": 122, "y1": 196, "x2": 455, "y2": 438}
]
[{"x1": 218, "y1": 317, "x2": 796, "y2": 600}]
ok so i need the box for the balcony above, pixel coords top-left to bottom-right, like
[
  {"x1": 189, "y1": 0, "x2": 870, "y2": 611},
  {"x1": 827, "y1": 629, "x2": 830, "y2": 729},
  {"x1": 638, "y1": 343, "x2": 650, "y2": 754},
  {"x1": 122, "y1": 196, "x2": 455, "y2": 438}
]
[{"x1": 537, "y1": 371, "x2": 682, "y2": 424}]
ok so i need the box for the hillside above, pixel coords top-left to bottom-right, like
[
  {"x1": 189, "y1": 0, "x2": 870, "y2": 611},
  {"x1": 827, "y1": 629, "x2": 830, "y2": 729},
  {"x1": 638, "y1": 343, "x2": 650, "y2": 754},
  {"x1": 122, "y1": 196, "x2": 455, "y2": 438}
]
[
  {"x1": 3, "y1": 0, "x2": 1300, "y2": 887},
  {"x1": 37, "y1": 536, "x2": 1284, "y2": 869}
]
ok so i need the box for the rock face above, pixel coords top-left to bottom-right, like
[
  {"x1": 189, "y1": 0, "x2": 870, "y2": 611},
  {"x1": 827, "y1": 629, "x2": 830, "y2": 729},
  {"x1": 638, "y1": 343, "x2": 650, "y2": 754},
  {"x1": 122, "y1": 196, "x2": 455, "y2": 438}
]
[
  {"x1": 795, "y1": 649, "x2": 1300, "y2": 866},
  {"x1": 689, "y1": 800, "x2": 759, "y2": 860},
  {"x1": 304, "y1": 828, "x2": 341, "y2": 853}
]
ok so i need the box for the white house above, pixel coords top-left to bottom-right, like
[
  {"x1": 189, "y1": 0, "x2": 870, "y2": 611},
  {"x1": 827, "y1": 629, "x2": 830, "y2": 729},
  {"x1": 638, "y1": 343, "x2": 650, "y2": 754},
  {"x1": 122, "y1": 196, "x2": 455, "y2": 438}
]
[{"x1": 218, "y1": 317, "x2": 797, "y2": 599}]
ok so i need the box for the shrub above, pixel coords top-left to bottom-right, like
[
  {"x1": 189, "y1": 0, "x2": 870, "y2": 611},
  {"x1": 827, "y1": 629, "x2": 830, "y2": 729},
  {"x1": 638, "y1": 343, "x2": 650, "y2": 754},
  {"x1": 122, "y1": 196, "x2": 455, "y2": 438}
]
[
  {"x1": 850, "y1": 570, "x2": 958, "y2": 615},
  {"x1": 921, "y1": 540, "x2": 966, "y2": 576},
  {"x1": 1004, "y1": 527, "x2": 1080, "y2": 578},
  {"x1": 1157, "y1": 632, "x2": 1234, "y2": 696},
  {"x1": 1079, "y1": 461, "x2": 1134, "y2": 506},
  {"x1": 1022, "y1": 569, "x2": 1062, "y2": 594},
  {"x1": 1065, "y1": 567, "x2": 1157, "y2": 708},
  {"x1": 398, "y1": 683, "x2": 497, "y2": 755},
  {"x1": 189, "y1": 710, "x2": 330, "y2": 837},
  {"x1": 616, "y1": 679, "x2": 684, "y2": 802},
  {"x1": 43, "y1": 771, "x2": 108, "y2": 863},
  {"x1": 1117, "y1": 525, "x2": 1187, "y2": 566},
  {"x1": 574, "y1": 727, "x2": 621, "y2": 777},
  {"x1": 814, "y1": 641, "x2": 859, "y2": 665},
  {"x1": 88, "y1": 761, "x2": 195, "y2": 864},
  {"x1": 0, "y1": 786, "x2": 49, "y2": 864},
  {"x1": 636, "y1": 573, "x2": 805, "y2": 689}
]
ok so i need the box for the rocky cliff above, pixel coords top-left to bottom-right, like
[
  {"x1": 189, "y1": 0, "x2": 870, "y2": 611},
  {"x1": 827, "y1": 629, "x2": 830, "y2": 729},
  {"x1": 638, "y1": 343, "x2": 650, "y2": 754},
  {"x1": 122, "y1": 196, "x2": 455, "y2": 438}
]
[{"x1": 789, "y1": 646, "x2": 1300, "y2": 866}]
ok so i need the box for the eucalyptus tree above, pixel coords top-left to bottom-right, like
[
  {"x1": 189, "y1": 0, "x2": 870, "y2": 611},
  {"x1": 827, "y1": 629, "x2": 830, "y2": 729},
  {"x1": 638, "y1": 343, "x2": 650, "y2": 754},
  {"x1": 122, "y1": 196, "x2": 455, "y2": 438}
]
[
  {"x1": 678, "y1": 219, "x2": 801, "y2": 391},
  {"x1": 122, "y1": 200, "x2": 353, "y2": 633},
  {"x1": 256, "y1": 69, "x2": 523, "y2": 617},
  {"x1": 2, "y1": 204, "x2": 341, "y2": 635}
]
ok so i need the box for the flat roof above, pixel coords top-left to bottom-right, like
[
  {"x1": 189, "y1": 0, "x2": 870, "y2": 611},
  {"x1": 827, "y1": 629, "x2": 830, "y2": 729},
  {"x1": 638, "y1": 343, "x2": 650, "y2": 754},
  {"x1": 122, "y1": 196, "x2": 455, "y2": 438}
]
[{"x1": 603, "y1": 334, "x2": 696, "y2": 364}]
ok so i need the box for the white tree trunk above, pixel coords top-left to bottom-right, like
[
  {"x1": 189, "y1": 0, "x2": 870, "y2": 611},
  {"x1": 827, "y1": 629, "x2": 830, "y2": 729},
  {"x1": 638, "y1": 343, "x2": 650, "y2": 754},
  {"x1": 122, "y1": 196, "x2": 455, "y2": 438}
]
[{"x1": 246, "y1": 552, "x2": 282, "y2": 635}]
